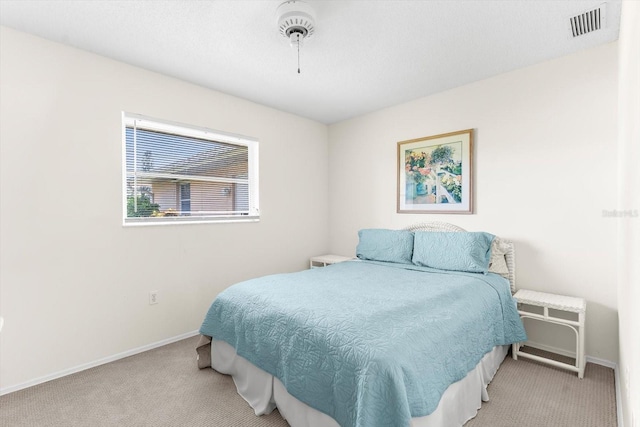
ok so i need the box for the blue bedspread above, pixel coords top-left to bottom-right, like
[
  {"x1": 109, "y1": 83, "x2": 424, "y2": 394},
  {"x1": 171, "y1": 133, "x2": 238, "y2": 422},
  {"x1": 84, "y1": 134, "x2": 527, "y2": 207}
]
[{"x1": 200, "y1": 261, "x2": 526, "y2": 427}]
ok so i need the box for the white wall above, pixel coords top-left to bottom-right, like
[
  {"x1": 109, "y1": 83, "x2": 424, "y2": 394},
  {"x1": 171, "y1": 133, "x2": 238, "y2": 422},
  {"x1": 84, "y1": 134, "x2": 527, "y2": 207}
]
[
  {"x1": 617, "y1": 2, "x2": 640, "y2": 426},
  {"x1": 328, "y1": 43, "x2": 619, "y2": 362},
  {"x1": 0, "y1": 26, "x2": 329, "y2": 391}
]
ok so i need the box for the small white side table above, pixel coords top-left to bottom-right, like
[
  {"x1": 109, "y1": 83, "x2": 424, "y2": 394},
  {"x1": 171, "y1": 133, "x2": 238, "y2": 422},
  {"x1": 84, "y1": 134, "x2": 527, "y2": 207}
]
[
  {"x1": 512, "y1": 289, "x2": 586, "y2": 378},
  {"x1": 309, "y1": 254, "x2": 352, "y2": 269}
]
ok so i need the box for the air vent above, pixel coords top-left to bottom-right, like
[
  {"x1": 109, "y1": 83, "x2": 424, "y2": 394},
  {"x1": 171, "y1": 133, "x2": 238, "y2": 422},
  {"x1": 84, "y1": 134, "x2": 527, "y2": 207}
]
[{"x1": 570, "y1": 4, "x2": 606, "y2": 37}]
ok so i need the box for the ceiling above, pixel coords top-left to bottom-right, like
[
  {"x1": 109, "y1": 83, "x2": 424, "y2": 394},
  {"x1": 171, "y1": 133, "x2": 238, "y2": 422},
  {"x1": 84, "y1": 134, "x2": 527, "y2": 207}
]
[{"x1": 0, "y1": 0, "x2": 622, "y2": 124}]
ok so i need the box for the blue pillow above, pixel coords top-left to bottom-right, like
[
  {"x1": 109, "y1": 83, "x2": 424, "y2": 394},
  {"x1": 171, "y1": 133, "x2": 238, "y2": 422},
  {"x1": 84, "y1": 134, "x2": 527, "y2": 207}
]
[
  {"x1": 356, "y1": 229, "x2": 414, "y2": 264},
  {"x1": 412, "y1": 232, "x2": 495, "y2": 273}
]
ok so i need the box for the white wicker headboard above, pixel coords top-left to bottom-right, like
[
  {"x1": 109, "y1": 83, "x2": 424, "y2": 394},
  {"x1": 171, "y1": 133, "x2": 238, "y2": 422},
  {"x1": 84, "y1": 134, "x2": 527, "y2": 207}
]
[{"x1": 402, "y1": 222, "x2": 516, "y2": 293}]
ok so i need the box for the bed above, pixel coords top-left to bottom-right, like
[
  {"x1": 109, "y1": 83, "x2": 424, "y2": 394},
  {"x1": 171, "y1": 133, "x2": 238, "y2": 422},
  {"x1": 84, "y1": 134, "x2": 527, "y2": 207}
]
[{"x1": 197, "y1": 222, "x2": 526, "y2": 427}]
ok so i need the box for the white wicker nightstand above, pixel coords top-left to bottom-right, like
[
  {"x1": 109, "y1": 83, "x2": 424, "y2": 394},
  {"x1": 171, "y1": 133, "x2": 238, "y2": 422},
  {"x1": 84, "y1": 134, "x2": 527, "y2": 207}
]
[
  {"x1": 511, "y1": 289, "x2": 586, "y2": 378},
  {"x1": 309, "y1": 254, "x2": 352, "y2": 269}
]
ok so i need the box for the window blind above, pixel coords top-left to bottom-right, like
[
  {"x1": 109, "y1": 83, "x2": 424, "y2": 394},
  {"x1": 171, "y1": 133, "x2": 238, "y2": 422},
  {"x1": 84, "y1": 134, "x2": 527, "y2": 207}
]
[{"x1": 123, "y1": 113, "x2": 259, "y2": 225}]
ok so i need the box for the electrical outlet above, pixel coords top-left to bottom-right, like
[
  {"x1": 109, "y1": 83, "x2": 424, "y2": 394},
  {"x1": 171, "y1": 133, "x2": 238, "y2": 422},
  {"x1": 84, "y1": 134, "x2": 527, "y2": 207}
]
[{"x1": 149, "y1": 291, "x2": 159, "y2": 305}]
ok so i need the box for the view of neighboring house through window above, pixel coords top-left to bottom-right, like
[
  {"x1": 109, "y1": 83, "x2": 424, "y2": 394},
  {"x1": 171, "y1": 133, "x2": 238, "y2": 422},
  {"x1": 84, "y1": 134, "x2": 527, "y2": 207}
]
[{"x1": 122, "y1": 112, "x2": 259, "y2": 225}]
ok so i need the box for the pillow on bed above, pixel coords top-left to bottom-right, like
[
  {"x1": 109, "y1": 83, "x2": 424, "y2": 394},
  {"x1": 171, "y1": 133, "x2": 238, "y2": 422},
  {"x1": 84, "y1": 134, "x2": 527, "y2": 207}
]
[
  {"x1": 488, "y1": 238, "x2": 510, "y2": 278},
  {"x1": 412, "y1": 231, "x2": 495, "y2": 273},
  {"x1": 356, "y1": 229, "x2": 414, "y2": 264}
]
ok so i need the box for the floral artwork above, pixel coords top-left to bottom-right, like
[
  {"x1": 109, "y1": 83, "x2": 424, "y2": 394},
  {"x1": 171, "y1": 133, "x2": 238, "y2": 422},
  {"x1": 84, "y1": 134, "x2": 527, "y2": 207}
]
[{"x1": 398, "y1": 129, "x2": 473, "y2": 214}]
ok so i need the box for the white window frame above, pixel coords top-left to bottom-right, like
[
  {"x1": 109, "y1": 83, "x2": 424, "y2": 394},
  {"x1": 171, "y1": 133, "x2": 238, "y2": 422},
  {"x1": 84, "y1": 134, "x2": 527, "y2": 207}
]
[{"x1": 122, "y1": 112, "x2": 259, "y2": 226}]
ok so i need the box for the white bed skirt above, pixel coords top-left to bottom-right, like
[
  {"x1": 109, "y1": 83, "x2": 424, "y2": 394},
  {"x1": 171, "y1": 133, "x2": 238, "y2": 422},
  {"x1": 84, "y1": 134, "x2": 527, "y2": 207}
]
[{"x1": 209, "y1": 339, "x2": 508, "y2": 427}]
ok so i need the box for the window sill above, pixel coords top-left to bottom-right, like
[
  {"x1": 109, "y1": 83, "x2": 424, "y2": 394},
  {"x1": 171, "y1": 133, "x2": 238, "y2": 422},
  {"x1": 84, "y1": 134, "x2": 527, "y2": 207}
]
[{"x1": 123, "y1": 216, "x2": 260, "y2": 227}]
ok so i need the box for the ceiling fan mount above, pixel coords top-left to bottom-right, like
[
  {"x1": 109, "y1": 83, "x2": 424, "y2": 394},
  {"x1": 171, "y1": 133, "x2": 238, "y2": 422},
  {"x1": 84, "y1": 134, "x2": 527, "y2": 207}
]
[{"x1": 276, "y1": 0, "x2": 316, "y2": 47}]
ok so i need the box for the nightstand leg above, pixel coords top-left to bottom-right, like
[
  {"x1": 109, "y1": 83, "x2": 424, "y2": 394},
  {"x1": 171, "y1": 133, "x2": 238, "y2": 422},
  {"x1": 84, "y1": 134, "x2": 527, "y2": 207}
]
[{"x1": 578, "y1": 312, "x2": 585, "y2": 379}]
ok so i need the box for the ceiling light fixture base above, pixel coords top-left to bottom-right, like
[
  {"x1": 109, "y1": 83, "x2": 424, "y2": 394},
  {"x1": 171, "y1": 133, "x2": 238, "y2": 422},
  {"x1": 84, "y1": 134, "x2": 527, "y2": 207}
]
[{"x1": 276, "y1": 0, "x2": 316, "y2": 47}]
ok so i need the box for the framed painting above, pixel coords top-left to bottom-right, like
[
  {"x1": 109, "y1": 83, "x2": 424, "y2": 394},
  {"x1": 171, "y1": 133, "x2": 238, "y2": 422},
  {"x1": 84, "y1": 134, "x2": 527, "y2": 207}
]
[{"x1": 397, "y1": 129, "x2": 473, "y2": 214}]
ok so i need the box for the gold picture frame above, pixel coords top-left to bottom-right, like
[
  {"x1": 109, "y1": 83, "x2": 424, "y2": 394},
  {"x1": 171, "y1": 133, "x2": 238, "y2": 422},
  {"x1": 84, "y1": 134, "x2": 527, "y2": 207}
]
[{"x1": 397, "y1": 129, "x2": 473, "y2": 214}]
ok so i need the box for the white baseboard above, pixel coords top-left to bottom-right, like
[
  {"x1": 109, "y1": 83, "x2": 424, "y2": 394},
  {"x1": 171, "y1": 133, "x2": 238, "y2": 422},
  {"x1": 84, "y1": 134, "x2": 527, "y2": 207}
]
[
  {"x1": 0, "y1": 330, "x2": 200, "y2": 396},
  {"x1": 521, "y1": 340, "x2": 622, "y2": 427},
  {"x1": 615, "y1": 363, "x2": 624, "y2": 427}
]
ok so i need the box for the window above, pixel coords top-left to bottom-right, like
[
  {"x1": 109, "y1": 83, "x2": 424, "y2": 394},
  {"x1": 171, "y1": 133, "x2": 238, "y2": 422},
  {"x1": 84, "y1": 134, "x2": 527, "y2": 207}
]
[
  {"x1": 122, "y1": 112, "x2": 259, "y2": 225},
  {"x1": 179, "y1": 183, "x2": 191, "y2": 214}
]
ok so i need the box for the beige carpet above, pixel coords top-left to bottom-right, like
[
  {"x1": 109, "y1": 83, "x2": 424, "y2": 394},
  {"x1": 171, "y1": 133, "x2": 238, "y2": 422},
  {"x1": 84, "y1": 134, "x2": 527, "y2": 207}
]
[
  {"x1": 0, "y1": 336, "x2": 616, "y2": 427},
  {"x1": 466, "y1": 347, "x2": 617, "y2": 427}
]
